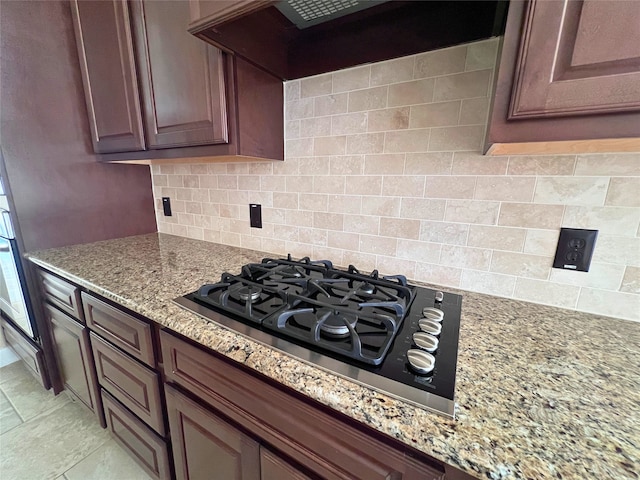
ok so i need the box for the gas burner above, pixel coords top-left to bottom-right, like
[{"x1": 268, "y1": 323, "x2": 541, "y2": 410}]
[
  {"x1": 358, "y1": 282, "x2": 375, "y2": 295},
  {"x1": 237, "y1": 286, "x2": 262, "y2": 303},
  {"x1": 317, "y1": 308, "x2": 357, "y2": 337}
]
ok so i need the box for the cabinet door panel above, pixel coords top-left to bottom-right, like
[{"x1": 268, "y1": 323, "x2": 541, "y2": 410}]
[
  {"x1": 131, "y1": 0, "x2": 228, "y2": 149},
  {"x1": 166, "y1": 384, "x2": 260, "y2": 480},
  {"x1": 70, "y1": 0, "x2": 145, "y2": 153},
  {"x1": 46, "y1": 305, "x2": 101, "y2": 418},
  {"x1": 510, "y1": 0, "x2": 640, "y2": 118},
  {"x1": 260, "y1": 448, "x2": 313, "y2": 480}
]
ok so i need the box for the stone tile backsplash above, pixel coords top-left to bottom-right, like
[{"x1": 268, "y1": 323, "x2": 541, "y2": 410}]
[{"x1": 152, "y1": 38, "x2": 640, "y2": 321}]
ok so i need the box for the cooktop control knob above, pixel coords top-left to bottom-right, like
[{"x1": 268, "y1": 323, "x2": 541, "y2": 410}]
[
  {"x1": 435, "y1": 291, "x2": 444, "y2": 304},
  {"x1": 407, "y1": 349, "x2": 435, "y2": 374},
  {"x1": 413, "y1": 331, "x2": 439, "y2": 352},
  {"x1": 418, "y1": 319, "x2": 442, "y2": 336},
  {"x1": 422, "y1": 307, "x2": 444, "y2": 322}
]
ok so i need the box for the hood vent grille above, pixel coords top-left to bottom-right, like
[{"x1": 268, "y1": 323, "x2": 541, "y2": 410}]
[{"x1": 276, "y1": 0, "x2": 388, "y2": 29}]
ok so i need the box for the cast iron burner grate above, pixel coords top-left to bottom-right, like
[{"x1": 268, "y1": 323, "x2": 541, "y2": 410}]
[
  {"x1": 194, "y1": 274, "x2": 289, "y2": 324},
  {"x1": 261, "y1": 296, "x2": 399, "y2": 365}
]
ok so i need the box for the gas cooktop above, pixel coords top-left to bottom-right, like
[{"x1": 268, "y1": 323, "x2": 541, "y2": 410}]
[{"x1": 174, "y1": 255, "x2": 462, "y2": 417}]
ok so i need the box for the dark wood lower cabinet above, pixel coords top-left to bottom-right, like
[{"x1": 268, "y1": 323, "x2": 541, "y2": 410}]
[
  {"x1": 90, "y1": 332, "x2": 165, "y2": 435},
  {"x1": 102, "y1": 389, "x2": 171, "y2": 480},
  {"x1": 0, "y1": 317, "x2": 49, "y2": 389},
  {"x1": 260, "y1": 448, "x2": 314, "y2": 480},
  {"x1": 166, "y1": 384, "x2": 260, "y2": 480},
  {"x1": 161, "y1": 330, "x2": 446, "y2": 480},
  {"x1": 45, "y1": 304, "x2": 102, "y2": 424}
]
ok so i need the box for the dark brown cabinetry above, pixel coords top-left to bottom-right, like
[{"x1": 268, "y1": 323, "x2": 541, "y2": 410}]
[
  {"x1": 70, "y1": 0, "x2": 145, "y2": 153},
  {"x1": 36, "y1": 269, "x2": 102, "y2": 420},
  {"x1": 44, "y1": 303, "x2": 102, "y2": 422},
  {"x1": 82, "y1": 291, "x2": 170, "y2": 480},
  {"x1": 161, "y1": 330, "x2": 446, "y2": 480},
  {"x1": 39, "y1": 269, "x2": 84, "y2": 321},
  {"x1": 260, "y1": 448, "x2": 314, "y2": 480},
  {"x1": 486, "y1": 0, "x2": 640, "y2": 155},
  {"x1": 130, "y1": 0, "x2": 228, "y2": 149},
  {"x1": 82, "y1": 292, "x2": 155, "y2": 366},
  {"x1": 166, "y1": 385, "x2": 261, "y2": 480},
  {"x1": 90, "y1": 332, "x2": 165, "y2": 435},
  {"x1": 0, "y1": 317, "x2": 49, "y2": 389},
  {"x1": 71, "y1": 0, "x2": 283, "y2": 162},
  {"x1": 102, "y1": 389, "x2": 171, "y2": 480}
]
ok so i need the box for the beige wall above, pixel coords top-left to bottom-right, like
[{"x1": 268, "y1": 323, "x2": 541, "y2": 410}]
[{"x1": 152, "y1": 38, "x2": 640, "y2": 322}]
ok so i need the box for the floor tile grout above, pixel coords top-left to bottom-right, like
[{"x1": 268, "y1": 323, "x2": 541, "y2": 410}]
[
  {"x1": 60, "y1": 435, "x2": 112, "y2": 477},
  {"x1": 1, "y1": 362, "x2": 153, "y2": 480}
]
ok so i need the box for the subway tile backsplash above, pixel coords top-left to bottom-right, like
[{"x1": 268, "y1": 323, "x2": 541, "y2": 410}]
[{"x1": 152, "y1": 38, "x2": 640, "y2": 322}]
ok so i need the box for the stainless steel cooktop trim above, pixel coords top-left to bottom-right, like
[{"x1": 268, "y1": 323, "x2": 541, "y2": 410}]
[{"x1": 173, "y1": 296, "x2": 456, "y2": 418}]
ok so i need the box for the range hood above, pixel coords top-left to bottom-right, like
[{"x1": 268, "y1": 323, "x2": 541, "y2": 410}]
[
  {"x1": 275, "y1": 0, "x2": 389, "y2": 29},
  {"x1": 189, "y1": 0, "x2": 507, "y2": 80}
]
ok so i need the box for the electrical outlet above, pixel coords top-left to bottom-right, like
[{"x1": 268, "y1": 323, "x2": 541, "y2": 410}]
[
  {"x1": 162, "y1": 197, "x2": 172, "y2": 216},
  {"x1": 552, "y1": 228, "x2": 598, "y2": 272},
  {"x1": 250, "y1": 204, "x2": 262, "y2": 228}
]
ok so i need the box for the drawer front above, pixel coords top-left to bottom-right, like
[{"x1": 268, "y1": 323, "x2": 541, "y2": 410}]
[
  {"x1": 38, "y1": 270, "x2": 83, "y2": 321},
  {"x1": 102, "y1": 389, "x2": 171, "y2": 480},
  {"x1": 161, "y1": 330, "x2": 444, "y2": 480},
  {"x1": 1, "y1": 318, "x2": 49, "y2": 389},
  {"x1": 91, "y1": 332, "x2": 164, "y2": 435},
  {"x1": 82, "y1": 292, "x2": 155, "y2": 367}
]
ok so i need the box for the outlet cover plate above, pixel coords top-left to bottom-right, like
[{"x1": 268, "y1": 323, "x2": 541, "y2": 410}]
[
  {"x1": 250, "y1": 204, "x2": 262, "y2": 228},
  {"x1": 553, "y1": 228, "x2": 598, "y2": 272},
  {"x1": 162, "y1": 197, "x2": 172, "y2": 216}
]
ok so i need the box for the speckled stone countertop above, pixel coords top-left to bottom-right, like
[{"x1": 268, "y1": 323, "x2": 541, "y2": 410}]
[{"x1": 26, "y1": 233, "x2": 639, "y2": 480}]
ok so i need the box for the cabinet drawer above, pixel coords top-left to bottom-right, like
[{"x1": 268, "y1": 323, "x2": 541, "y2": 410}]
[
  {"x1": 82, "y1": 292, "x2": 155, "y2": 367},
  {"x1": 38, "y1": 270, "x2": 83, "y2": 322},
  {"x1": 1, "y1": 318, "x2": 49, "y2": 389},
  {"x1": 91, "y1": 333, "x2": 164, "y2": 435},
  {"x1": 102, "y1": 389, "x2": 171, "y2": 480}
]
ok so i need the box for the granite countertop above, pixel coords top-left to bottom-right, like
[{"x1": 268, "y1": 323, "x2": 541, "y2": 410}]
[{"x1": 26, "y1": 233, "x2": 639, "y2": 480}]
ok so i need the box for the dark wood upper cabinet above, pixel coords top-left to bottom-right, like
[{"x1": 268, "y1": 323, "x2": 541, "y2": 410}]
[
  {"x1": 509, "y1": 0, "x2": 640, "y2": 119},
  {"x1": 130, "y1": 0, "x2": 228, "y2": 149},
  {"x1": 71, "y1": 0, "x2": 283, "y2": 162},
  {"x1": 486, "y1": 0, "x2": 640, "y2": 155},
  {"x1": 70, "y1": 0, "x2": 145, "y2": 153}
]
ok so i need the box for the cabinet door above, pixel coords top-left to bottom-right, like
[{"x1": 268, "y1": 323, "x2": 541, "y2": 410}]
[
  {"x1": 510, "y1": 0, "x2": 640, "y2": 119},
  {"x1": 46, "y1": 304, "x2": 101, "y2": 418},
  {"x1": 260, "y1": 448, "x2": 313, "y2": 480},
  {"x1": 166, "y1": 384, "x2": 260, "y2": 480},
  {"x1": 70, "y1": 0, "x2": 145, "y2": 153},
  {"x1": 131, "y1": 0, "x2": 229, "y2": 149}
]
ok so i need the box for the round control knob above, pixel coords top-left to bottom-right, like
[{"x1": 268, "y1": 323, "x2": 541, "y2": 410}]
[
  {"x1": 434, "y1": 291, "x2": 444, "y2": 303},
  {"x1": 413, "y1": 332, "x2": 439, "y2": 352},
  {"x1": 422, "y1": 307, "x2": 444, "y2": 322},
  {"x1": 407, "y1": 349, "x2": 435, "y2": 374},
  {"x1": 418, "y1": 319, "x2": 442, "y2": 336}
]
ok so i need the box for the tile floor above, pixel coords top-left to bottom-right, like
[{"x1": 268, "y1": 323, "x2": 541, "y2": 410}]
[{"x1": 0, "y1": 360, "x2": 153, "y2": 480}]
